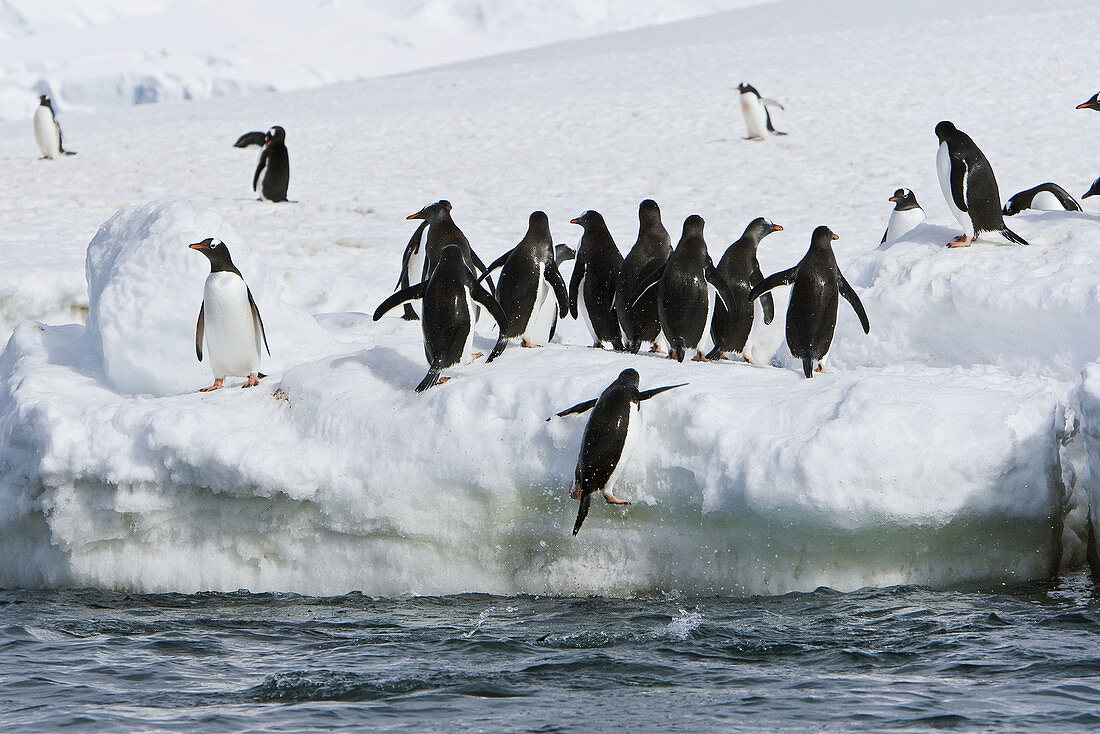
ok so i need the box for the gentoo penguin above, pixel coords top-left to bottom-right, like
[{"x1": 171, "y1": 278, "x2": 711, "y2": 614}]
[
  {"x1": 189, "y1": 238, "x2": 270, "y2": 391},
  {"x1": 569, "y1": 210, "x2": 625, "y2": 351},
  {"x1": 880, "y1": 188, "x2": 926, "y2": 244},
  {"x1": 707, "y1": 217, "x2": 780, "y2": 363},
  {"x1": 252, "y1": 126, "x2": 290, "y2": 202},
  {"x1": 934, "y1": 121, "x2": 1028, "y2": 248},
  {"x1": 1084, "y1": 177, "x2": 1100, "y2": 200},
  {"x1": 631, "y1": 215, "x2": 736, "y2": 363},
  {"x1": 373, "y1": 244, "x2": 507, "y2": 392},
  {"x1": 481, "y1": 211, "x2": 569, "y2": 362},
  {"x1": 234, "y1": 131, "x2": 268, "y2": 148},
  {"x1": 614, "y1": 199, "x2": 673, "y2": 354},
  {"x1": 548, "y1": 369, "x2": 686, "y2": 535},
  {"x1": 737, "y1": 82, "x2": 786, "y2": 140},
  {"x1": 1002, "y1": 182, "x2": 1082, "y2": 215},
  {"x1": 405, "y1": 200, "x2": 494, "y2": 292},
  {"x1": 33, "y1": 96, "x2": 74, "y2": 159},
  {"x1": 1077, "y1": 93, "x2": 1100, "y2": 111},
  {"x1": 749, "y1": 226, "x2": 869, "y2": 378}
]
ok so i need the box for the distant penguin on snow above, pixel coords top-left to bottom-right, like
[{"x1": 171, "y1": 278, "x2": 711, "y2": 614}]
[
  {"x1": 615, "y1": 199, "x2": 673, "y2": 354},
  {"x1": 1077, "y1": 92, "x2": 1100, "y2": 111},
  {"x1": 33, "y1": 95, "x2": 74, "y2": 159},
  {"x1": 737, "y1": 82, "x2": 786, "y2": 140},
  {"x1": 934, "y1": 121, "x2": 1028, "y2": 248},
  {"x1": 190, "y1": 238, "x2": 270, "y2": 391},
  {"x1": 708, "y1": 217, "x2": 780, "y2": 364},
  {"x1": 548, "y1": 369, "x2": 686, "y2": 535},
  {"x1": 880, "y1": 188, "x2": 926, "y2": 244},
  {"x1": 750, "y1": 226, "x2": 869, "y2": 378},
  {"x1": 1002, "y1": 182, "x2": 1081, "y2": 215},
  {"x1": 570, "y1": 210, "x2": 625, "y2": 351},
  {"x1": 253, "y1": 126, "x2": 290, "y2": 202}
]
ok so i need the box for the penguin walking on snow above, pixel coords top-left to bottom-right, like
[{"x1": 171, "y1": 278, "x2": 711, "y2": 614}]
[
  {"x1": 548, "y1": 369, "x2": 686, "y2": 535},
  {"x1": 33, "y1": 96, "x2": 75, "y2": 159},
  {"x1": 737, "y1": 82, "x2": 786, "y2": 140},
  {"x1": 190, "y1": 238, "x2": 270, "y2": 391},
  {"x1": 1002, "y1": 182, "x2": 1081, "y2": 215},
  {"x1": 708, "y1": 217, "x2": 780, "y2": 363},
  {"x1": 1077, "y1": 93, "x2": 1100, "y2": 111},
  {"x1": 374, "y1": 245, "x2": 507, "y2": 392},
  {"x1": 749, "y1": 226, "x2": 869, "y2": 378},
  {"x1": 569, "y1": 210, "x2": 625, "y2": 351},
  {"x1": 934, "y1": 121, "x2": 1028, "y2": 248},
  {"x1": 632, "y1": 215, "x2": 736, "y2": 363},
  {"x1": 253, "y1": 126, "x2": 290, "y2": 202},
  {"x1": 480, "y1": 211, "x2": 569, "y2": 362},
  {"x1": 615, "y1": 199, "x2": 672, "y2": 354},
  {"x1": 880, "y1": 188, "x2": 926, "y2": 244}
]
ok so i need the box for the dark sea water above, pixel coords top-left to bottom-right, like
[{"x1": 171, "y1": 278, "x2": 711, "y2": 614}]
[{"x1": 3, "y1": 576, "x2": 1100, "y2": 732}]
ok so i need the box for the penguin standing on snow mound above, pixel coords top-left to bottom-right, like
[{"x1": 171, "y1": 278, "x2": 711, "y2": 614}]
[
  {"x1": 405, "y1": 200, "x2": 495, "y2": 293},
  {"x1": 749, "y1": 226, "x2": 869, "y2": 378},
  {"x1": 33, "y1": 96, "x2": 75, "y2": 159},
  {"x1": 233, "y1": 131, "x2": 268, "y2": 148},
  {"x1": 480, "y1": 211, "x2": 569, "y2": 362},
  {"x1": 615, "y1": 199, "x2": 673, "y2": 354},
  {"x1": 934, "y1": 121, "x2": 1028, "y2": 248},
  {"x1": 252, "y1": 126, "x2": 290, "y2": 202},
  {"x1": 373, "y1": 244, "x2": 507, "y2": 392},
  {"x1": 1076, "y1": 93, "x2": 1100, "y2": 111},
  {"x1": 631, "y1": 215, "x2": 737, "y2": 363},
  {"x1": 737, "y1": 82, "x2": 786, "y2": 140},
  {"x1": 569, "y1": 210, "x2": 625, "y2": 351},
  {"x1": 880, "y1": 188, "x2": 926, "y2": 244},
  {"x1": 190, "y1": 238, "x2": 270, "y2": 391},
  {"x1": 548, "y1": 369, "x2": 687, "y2": 536},
  {"x1": 1002, "y1": 182, "x2": 1082, "y2": 215},
  {"x1": 708, "y1": 217, "x2": 780, "y2": 363}
]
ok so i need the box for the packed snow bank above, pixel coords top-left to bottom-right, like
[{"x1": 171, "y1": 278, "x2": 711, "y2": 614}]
[{"x1": 0, "y1": 202, "x2": 1071, "y2": 596}]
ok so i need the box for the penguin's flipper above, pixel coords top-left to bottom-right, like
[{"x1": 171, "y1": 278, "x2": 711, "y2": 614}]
[
  {"x1": 486, "y1": 334, "x2": 508, "y2": 363},
  {"x1": 749, "y1": 265, "x2": 798, "y2": 301},
  {"x1": 252, "y1": 147, "x2": 270, "y2": 192},
  {"x1": 763, "y1": 106, "x2": 786, "y2": 135},
  {"x1": 750, "y1": 266, "x2": 775, "y2": 325},
  {"x1": 880, "y1": 227, "x2": 888, "y2": 244},
  {"x1": 568, "y1": 256, "x2": 585, "y2": 319},
  {"x1": 803, "y1": 356, "x2": 814, "y2": 379},
  {"x1": 838, "y1": 276, "x2": 870, "y2": 334},
  {"x1": 468, "y1": 248, "x2": 496, "y2": 295},
  {"x1": 195, "y1": 301, "x2": 205, "y2": 362},
  {"x1": 637, "y1": 383, "x2": 688, "y2": 401},
  {"x1": 1038, "y1": 182, "x2": 1082, "y2": 212},
  {"x1": 470, "y1": 282, "x2": 508, "y2": 332},
  {"x1": 704, "y1": 262, "x2": 737, "y2": 312},
  {"x1": 476, "y1": 250, "x2": 511, "y2": 285},
  {"x1": 234, "y1": 131, "x2": 268, "y2": 148},
  {"x1": 415, "y1": 360, "x2": 446, "y2": 393},
  {"x1": 573, "y1": 491, "x2": 591, "y2": 535},
  {"x1": 760, "y1": 97, "x2": 785, "y2": 110},
  {"x1": 549, "y1": 398, "x2": 598, "y2": 421},
  {"x1": 545, "y1": 259, "x2": 570, "y2": 318},
  {"x1": 246, "y1": 288, "x2": 271, "y2": 356},
  {"x1": 949, "y1": 156, "x2": 968, "y2": 213},
  {"x1": 629, "y1": 263, "x2": 666, "y2": 308},
  {"x1": 373, "y1": 282, "x2": 426, "y2": 320}
]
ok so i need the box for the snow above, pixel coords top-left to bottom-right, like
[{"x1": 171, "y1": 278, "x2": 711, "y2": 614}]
[{"x1": 0, "y1": 0, "x2": 1098, "y2": 595}]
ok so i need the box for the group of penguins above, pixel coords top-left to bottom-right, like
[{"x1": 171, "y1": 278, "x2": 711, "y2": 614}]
[{"x1": 31, "y1": 86, "x2": 1100, "y2": 534}]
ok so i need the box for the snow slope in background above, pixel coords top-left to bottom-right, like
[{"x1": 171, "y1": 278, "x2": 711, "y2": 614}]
[{"x1": 0, "y1": 0, "x2": 765, "y2": 121}]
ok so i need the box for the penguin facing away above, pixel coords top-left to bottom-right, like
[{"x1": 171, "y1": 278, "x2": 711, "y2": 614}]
[
  {"x1": 373, "y1": 244, "x2": 507, "y2": 392},
  {"x1": 880, "y1": 188, "x2": 926, "y2": 244},
  {"x1": 548, "y1": 368, "x2": 687, "y2": 535},
  {"x1": 189, "y1": 238, "x2": 270, "y2": 391},
  {"x1": 569, "y1": 210, "x2": 625, "y2": 351},
  {"x1": 33, "y1": 95, "x2": 74, "y2": 159},
  {"x1": 1077, "y1": 93, "x2": 1100, "y2": 111},
  {"x1": 737, "y1": 82, "x2": 786, "y2": 140},
  {"x1": 708, "y1": 217, "x2": 780, "y2": 363},
  {"x1": 405, "y1": 200, "x2": 495, "y2": 293},
  {"x1": 480, "y1": 211, "x2": 569, "y2": 363},
  {"x1": 1002, "y1": 182, "x2": 1082, "y2": 215},
  {"x1": 749, "y1": 226, "x2": 869, "y2": 378},
  {"x1": 615, "y1": 199, "x2": 673, "y2": 354},
  {"x1": 934, "y1": 121, "x2": 1028, "y2": 248},
  {"x1": 253, "y1": 126, "x2": 290, "y2": 202}
]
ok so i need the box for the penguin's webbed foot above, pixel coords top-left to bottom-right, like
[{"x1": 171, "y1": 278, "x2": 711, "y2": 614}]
[
  {"x1": 470, "y1": 352, "x2": 484, "y2": 360},
  {"x1": 603, "y1": 493, "x2": 630, "y2": 505},
  {"x1": 521, "y1": 340, "x2": 542, "y2": 348},
  {"x1": 648, "y1": 343, "x2": 666, "y2": 355},
  {"x1": 814, "y1": 365, "x2": 830, "y2": 374},
  {"x1": 569, "y1": 482, "x2": 582, "y2": 500},
  {"x1": 947, "y1": 235, "x2": 972, "y2": 248},
  {"x1": 591, "y1": 341, "x2": 603, "y2": 349},
  {"x1": 742, "y1": 354, "x2": 761, "y2": 366},
  {"x1": 243, "y1": 373, "x2": 261, "y2": 388},
  {"x1": 692, "y1": 352, "x2": 709, "y2": 363},
  {"x1": 200, "y1": 379, "x2": 225, "y2": 392}
]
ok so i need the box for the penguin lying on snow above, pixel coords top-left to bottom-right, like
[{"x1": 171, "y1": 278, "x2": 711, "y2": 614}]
[
  {"x1": 708, "y1": 217, "x2": 780, "y2": 364},
  {"x1": 880, "y1": 188, "x2": 925, "y2": 244},
  {"x1": 1002, "y1": 183, "x2": 1082, "y2": 215},
  {"x1": 737, "y1": 82, "x2": 786, "y2": 140},
  {"x1": 190, "y1": 238, "x2": 270, "y2": 391},
  {"x1": 615, "y1": 199, "x2": 672, "y2": 354},
  {"x1": 33, "y1": 95, "x2": 75, "y2": 159},
  {"x1": 1077, "y1": 93, "x2": 1100, "y2": 111},
  {"x1": 570, "y1": 210, "x2": 625, "y2": 351},
  {"x1": 750, "y1": 226, "x2": 869, "y2": 378},
  {"x1": 374, "y1": 245, "x2": 507, "y2": 392},
  {"x1": 253, "y1": 126, "x2": 290, "y2": 202},
  {"x1": 548, "y1": 369, "x2": 686, "y2": 536}
]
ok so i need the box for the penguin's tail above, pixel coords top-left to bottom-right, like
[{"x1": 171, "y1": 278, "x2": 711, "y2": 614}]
[
  {"x1": 401, "y1": 304, "x2": 419, "y2": 321},
  {"x1": 415, "y1": 362, "x2": 445, "y2": 393},
  {"x1": 802, "y1": 357, "x2": 814, "y2": 379},
  {"x1": 672, "y1": 337, "x2": 687, "y2": 363},
  {"x1": 626, "y1": 338, "x2": 641, "y2": 354},
  {"x1": 486, "y1": 334, "x2": 508, "y2": 363},
  {"x1": 1000, "y1": 227, "x2": 1030, "y2": 246},
  {"x1": 706, "y1": 346, "x2": 723, "y2": 361},
  {"x1": 573, "y1": 491, "x2": 592, "y2": 536},
  {"x1": 611, "y1": 335, "x2": 626, "y2": 352}
]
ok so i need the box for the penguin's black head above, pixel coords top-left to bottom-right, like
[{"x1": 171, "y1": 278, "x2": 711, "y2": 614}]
[
  {"x1": 436, "y1": 244, "x2": 464, "y2": 269},
  {"x1": 745, "y1": 217, "x2": 783, "y2": 240},
  {"x1": 737, "y1": 82, "x2": 759, "y2": 97},
  {"x1": 266, "y1": 126, "x2": 285, "y2": 145},
  {"x1": 615, "y1": 368, "x2": 640, "y2": 389},
  {"x1": 889, "y1": 188, "x2": 920, "y2": 210},
  {"x1": 406, "y1": 200, "x2": 450, "y2": 221},
  {"x1": 1076, "y1": 93, "x2": 1100, "y2": 111},
  {"x1": 934, "y1": 121, "x2": 957, "y2": 143},
  {"x1": 639, "y1": 199, "x2": 661, "y2": 220},
  {"x1": 189, "y1": 237, "x2": 239, "y2": 272},
  {"x1": 681, "y1": 214, "x2": 705, "y2": 236},
  {"x1": 528, "y1": 210, "x2": 549, "y2": 229},
  {"x1": 810, "y1": 225, "x2": 839, "y2": 248},
  {"x1": 569, "y1": 210, "x2": 602, "y2": 229},
  {"x1": 38, "y1": 95, "x2": 49, "y2": 105}
]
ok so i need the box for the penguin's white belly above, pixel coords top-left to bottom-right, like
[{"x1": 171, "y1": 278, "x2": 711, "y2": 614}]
[
  {"x1": 462, "y1": 288, "x2": 477, "y2": 362},
  {"x1": 404, "y1": 248, "x2": 424, "y2": 316},
  {"x1": 521, "y1": 275, "x2": 550, "y2": 344},
  {"x1": 203, "y1": 273, "x2": 261, "y2": 378},
  {"x1": 577, "y1": 272, "x2": 598, "y2": 344},
  {"x1": 604, "y1": 403, "x2": 641, "y2": 497},
  {"x1": 884, "y1": 207, "x2": 925, "y2": 243},
  {"x1": 33, "y1": 108, "x2": 60, "y2": 158},
  {"x1": 937, "y1": 143, "x2": 973, "y2": 237},
  {"x1": 740, "y1": 95, "x2": 768, "y2": 138},
  {"x1": 1031, "y1": 191, "x2": 1063, "y2": 211}
]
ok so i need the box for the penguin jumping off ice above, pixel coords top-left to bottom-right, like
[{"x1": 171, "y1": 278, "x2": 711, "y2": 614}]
[
  {"x1": 880, "y1": 188, "x2": 926, "y2": 244},
  {"x1": 615, "y1": 199, "x2": 673, "y2": 354},
  {"x1": 934, "y1": 121, "x2": 1028, "y2": 248},
  {"x1": 1002, "y1": 182, "x2": 1082, "y2": 215},
  {"x1": 1076, "y1": 92, "x2": 1100, "y2": 111},
  {"x1": 749, "y1": 226, "x2": 869, "y2": 378},
  {"x1": 569, "y1": 210, "x2": 625, "y2": 351},
  {"x1": 252, "y1": 126, "x2": 290, "y2": 202},
  {"x1": 373, "y1": 245, "x2": 507, "y2": 392},
  {"x1": 708, "y1": 217, "x2": 780, "y2": 363},
  {"x1": 33, "y1": 96, "x2": 75, "y2": 159},
  {"x1": 189, "y1": 238, "x2": 270, "y2": 391},
  {"x1": 737, "y1": 82, "x2": 786, "y2": 140},
  {"x1": 548, "y1": 369, "x2": 686, "y2": 535}
]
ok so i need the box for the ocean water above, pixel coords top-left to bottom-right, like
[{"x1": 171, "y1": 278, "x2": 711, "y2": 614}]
[{"x1": 3, "y1": 577, "x2": 1100, "y2": 732}]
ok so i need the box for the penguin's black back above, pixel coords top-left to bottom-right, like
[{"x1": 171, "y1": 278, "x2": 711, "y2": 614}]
[
  {"x1": 786, "y1": 231, "x2": 840, "y2": 361},
  {"x1": 259, "y1": 127, "x2": 290, "y2": 202},
  {"x1": 616, "y1": 200, "x2": 671, "y2": 349},
  {"x1": 421, "y1": 247, "x2": 473, "y2": 368},
  {"x1": 659, "y1": 216, "x2": 711, "y2": 353},
  {"x1": 575, "y1": 376, "x2": 638, "y2": 497},
  {"x1": 496, "y1": 213, "x2": 554, "y2": 337}
]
